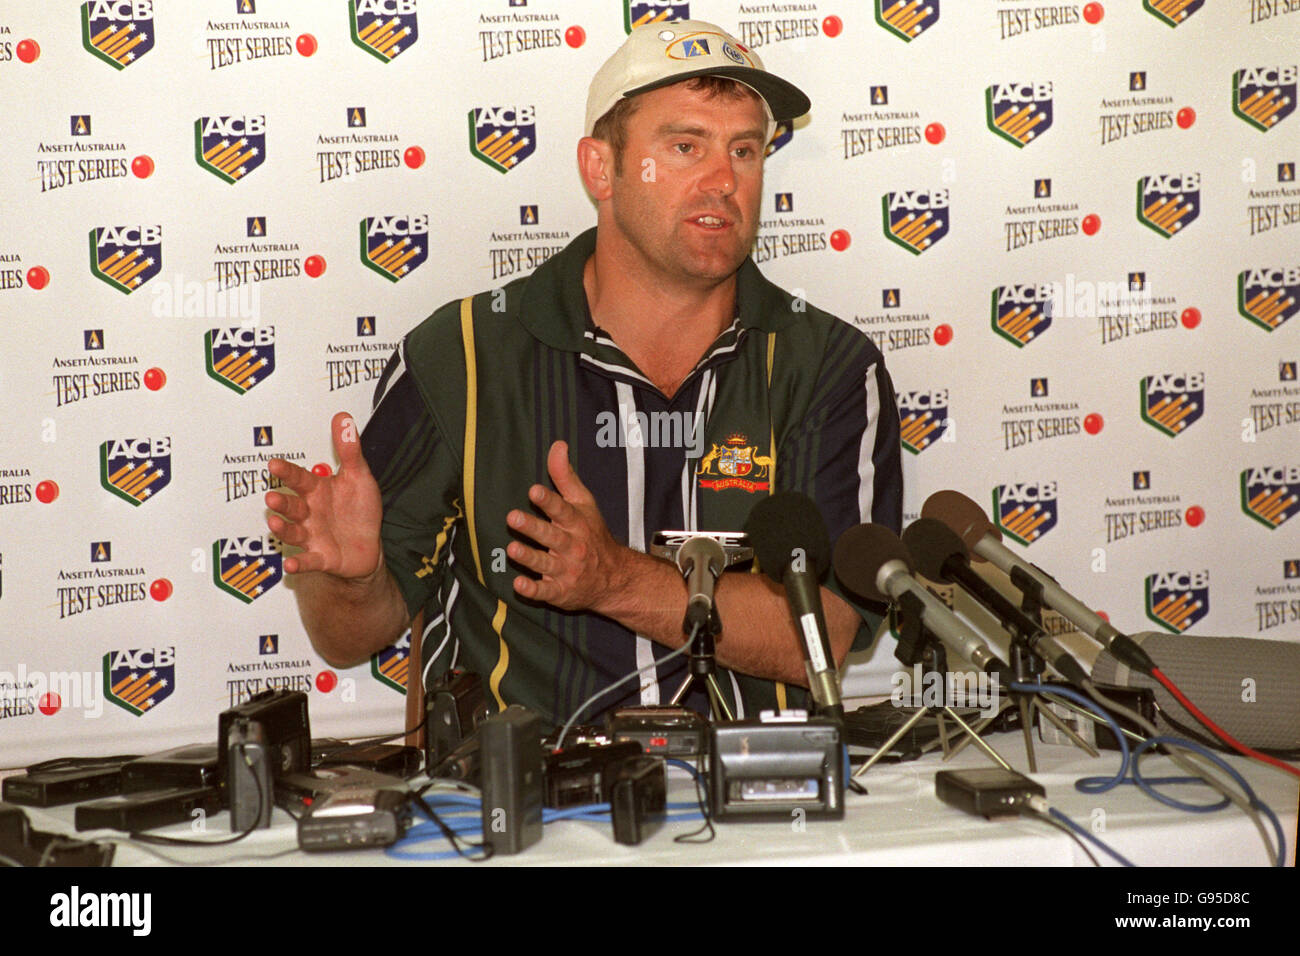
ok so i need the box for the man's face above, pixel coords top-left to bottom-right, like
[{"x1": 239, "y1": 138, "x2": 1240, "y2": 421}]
[{"x1": 604, "y1": 81, "x2": 766, "y2": 287}]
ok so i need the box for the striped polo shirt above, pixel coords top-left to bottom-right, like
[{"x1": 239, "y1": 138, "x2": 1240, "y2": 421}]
[{"x1": 361, "y1": 228, "x2": 902, "y2": 728}]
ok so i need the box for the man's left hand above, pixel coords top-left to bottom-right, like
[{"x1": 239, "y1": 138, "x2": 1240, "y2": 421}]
[{"x1": 506, "y1": 440, "x2": 633, "y2": 614}]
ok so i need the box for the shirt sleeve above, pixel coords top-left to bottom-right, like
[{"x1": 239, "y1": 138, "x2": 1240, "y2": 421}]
[{"x1": 360, "y1": 345, "x2": 462, "y2": 618}]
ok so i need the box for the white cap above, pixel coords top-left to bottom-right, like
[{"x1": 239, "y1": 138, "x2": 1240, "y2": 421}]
[{"x1": 584, "y1": 20, "x2": 811, "y2": 137}]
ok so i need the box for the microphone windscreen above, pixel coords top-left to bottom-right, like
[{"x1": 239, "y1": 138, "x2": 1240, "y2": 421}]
[
  {"x1": 901, "y1": 517, "x2": 968, "y2": 583},
  {"x1": 743, "y1": 492, "x2": 831, "y2": 582},
  {"x1": 832, "y1": 523, "x2": 912, "y2": 603},
  {"x1": 921, "y1": 490, "x2": 1002, "y2": 558},
  {"x1": 1091, "y1": 632, "x2": 1300, "y2": 751}
]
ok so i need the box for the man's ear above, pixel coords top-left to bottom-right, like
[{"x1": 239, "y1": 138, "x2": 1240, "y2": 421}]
[{"x1": 577, "y1": 136, "x2": 614, "y2": 201}]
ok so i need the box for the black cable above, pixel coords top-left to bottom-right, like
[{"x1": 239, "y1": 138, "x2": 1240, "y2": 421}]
[
  {"x1": 1021, "y1": 806, "x2": 1101, "y2": 867},
  {"x1": 126, "y1": 742, "x2": 264, "y2": 848},
  {"x1": 409, "y1": 790, "x2": 494, "y2": 862},
  {"x1": 672, "y1": 758, "x2": 715, "y2": 845}
]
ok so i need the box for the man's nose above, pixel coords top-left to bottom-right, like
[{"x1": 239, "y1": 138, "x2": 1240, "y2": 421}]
[{"x1": 698, "y1": 150, "x2": 737, "y2": 196}]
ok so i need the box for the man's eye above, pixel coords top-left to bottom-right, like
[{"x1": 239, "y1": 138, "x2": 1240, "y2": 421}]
[{"x1": 674, "y1": 143, "x2": 695, "y2": 154}]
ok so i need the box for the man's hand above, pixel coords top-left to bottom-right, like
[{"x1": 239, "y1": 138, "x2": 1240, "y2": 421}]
[
  {"x1": 506, "y1": 440, "x2": 634, "y2": 615},
  {"x1": 265, "y1": 411, "x2": 384, "y2": 581}
]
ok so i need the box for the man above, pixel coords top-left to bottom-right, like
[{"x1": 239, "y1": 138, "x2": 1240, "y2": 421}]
[{"x1": 265, "y1": 21, "x2": 902, "y2": 727}]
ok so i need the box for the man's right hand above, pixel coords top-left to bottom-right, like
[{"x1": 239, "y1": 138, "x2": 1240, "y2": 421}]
[{"x1": 265, "y1": 411, "x2": 383, "y2": 581}]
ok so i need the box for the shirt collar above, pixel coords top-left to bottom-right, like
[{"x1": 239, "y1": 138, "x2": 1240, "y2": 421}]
[{"x1": 516, "y1": 226, "x2": 804, "y2": 353}]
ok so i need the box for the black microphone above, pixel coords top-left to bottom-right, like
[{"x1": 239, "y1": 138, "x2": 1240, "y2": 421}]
[
  {"x1": 744, "y1": 492, "x2": 842, "y2": 718},
  {"x1": 921, "y1": 490, "x2": 1156, "y2": 675},
  {"x1": 902, "y1": 517, "x2": 1090, "y2": 687},
  {"x1": 833, "y1": 523, "x2": 1013, "y2": 684}
]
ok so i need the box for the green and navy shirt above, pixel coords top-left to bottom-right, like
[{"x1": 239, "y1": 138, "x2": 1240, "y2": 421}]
[{"x1": 361, "y1": 228, "x2": 902, "y2": 728}]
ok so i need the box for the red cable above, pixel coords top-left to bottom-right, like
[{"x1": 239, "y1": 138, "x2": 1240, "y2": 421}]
[{"x1": 1152, "y1": 667, "x2": 1300, "y2": 780}]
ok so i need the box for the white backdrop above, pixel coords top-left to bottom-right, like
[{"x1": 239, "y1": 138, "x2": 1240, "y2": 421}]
[{"x1": 1, "y1": 1, "x2": 1297, "y2": 765}]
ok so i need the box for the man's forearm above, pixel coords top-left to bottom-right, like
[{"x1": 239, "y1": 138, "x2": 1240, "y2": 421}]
[
  {"x1": 293, "y1": 563, "x2": 410, "y2": 668},
  {"x1": 596, "y1": 547, "x2": 860, "y2": 687}
]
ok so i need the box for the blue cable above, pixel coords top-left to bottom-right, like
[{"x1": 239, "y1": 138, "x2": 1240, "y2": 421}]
[
  {"x1": 1011, "y1": 682, "x2": 1131, "y2": 792},
  {"x1": 1131, "y1": 735, "x2": 1287, "y2": 867},
  {"x1": 1011, "y1": 682, "x2": 1286, "y2": 867},
  {"x1": 1044, "y1": 806, "x2": 1135, "y2": 867}
]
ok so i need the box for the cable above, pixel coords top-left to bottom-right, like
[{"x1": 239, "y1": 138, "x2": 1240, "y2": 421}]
[
  {"x1": 1081, "y1": 679, "x2": 1280, "y2": 867},
  {"x1": 1025, "y1": 796, "x2": 1136, "y2": 867},
  {"x1": 1150, "y1": 667, "x2": 1300, "y2": 780},
  {"x1": 553, "y1": 625, "x2": 697, "y2": 752},
  {"x1": 1026, "y1": 680, "x2": 1284, "y2": 866},
  {"x1": 1021, "y1": 804, "x2": 1101, "y2": 867}
]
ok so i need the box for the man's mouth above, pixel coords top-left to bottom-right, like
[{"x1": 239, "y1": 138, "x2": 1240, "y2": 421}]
[{"x1": 689, "y1": 214, "x2": 731, "y2": 229}]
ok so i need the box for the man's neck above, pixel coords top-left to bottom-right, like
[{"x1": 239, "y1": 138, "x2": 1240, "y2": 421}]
[{"x1": 583, "y1": 240, "x2": 738, "y2": 397}]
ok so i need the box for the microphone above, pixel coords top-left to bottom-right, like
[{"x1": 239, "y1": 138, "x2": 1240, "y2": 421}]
[
  {"x1": 650, "y1": 531, "x2": 753, "y2": 632},
  {"x1": 833, "y1": 523, "x2": 1012, "y2": 684},
  {"x1": 921, "y1": 490, "x2": 1156, "y2": 675},
  {"x1": 901, "y1": 517, "x2": 1090, "y2": 687},
  {"x1": 1091, "y1": 632, "x2": 1300, "y2": 751},
  {"x1": 743, "y1": 492, "x2": 842, "y2": 719}
]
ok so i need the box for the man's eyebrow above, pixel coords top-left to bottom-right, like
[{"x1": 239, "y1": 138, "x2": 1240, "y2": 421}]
[{"x1": 655, "y1": 122, "x2": 766, "y2": 142}]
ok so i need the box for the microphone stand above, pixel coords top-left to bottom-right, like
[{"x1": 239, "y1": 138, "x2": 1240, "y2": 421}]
[
  {"x1": 853, "y1": 592, "x2": 1014, "y2": 781},
  {"x1": 669, "y1": 605, "x2": 734, "y2": 722},
  {"x1": 941, "y1": 574, "x2": 1099, "y2": 766}
]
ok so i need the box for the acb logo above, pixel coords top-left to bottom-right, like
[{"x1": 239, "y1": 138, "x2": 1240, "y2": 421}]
[
  {"x1": 350, "y1": 0, "x2": 419, "y2": 62},
  {"x1": 468, "y1": 106, "x2": 536, "y2": 174},
  {"x1": 992, "y1": 284, "x2": 1054, "y2": 347},
  {"x1": 882, "y1": 190, "x2": 949, "y2": 255},
  {"x1": 898, "y1": 390, "x2": 949, "y2": 454},
  {"x1": 1143, "y1": 0, "x2": 1203, "y2": 27},
  {"x1": 766, "y1": 121, "x2": 793, "y2": 157},
  {"x1": 89, "y1": 225, "x2": 162, "y2": 295},
  {"x1": 986, "y1": 82, "x2": 1053, "y2": 147},
  {"x1": 103, "y1": 646, "x2": 175, "y2": 716},
  {"x1": 195, "y1": 115, "x2": 267, "y2": 184},
  {"x1": 81, "y1": 1, "x2": 155, "y2": 70},
  {"x1": 875, "y1": 0, "x2": 940, "y2": 42},
  {"x1": 993, "y1": 481, "x2": 1057, "y2": 546},
  {"x1": 1137, "y1": 174, "x2": 1200, "y2": 238},
  {"x1": 360, "y1": 215, "x2": 429, "y2": 281},
  {"x1": 1233, "y1": 67, "x2": 1297, "y2": 133},
  {"x1": 1140, "y1": 373, "x2": 1204, "y2": 437},
  {"x1": 1238, "y1": 267, "x2": 1299, "y2": 332},
  {"x1": 1241, "y1": 466, "x2": 1300, "y2": 530},
  {"x1": 213, "y1": 535, "x2": 283, "y2": 603},
  {"x1": 205, "y1": 326, "x2": 276, "y2": 394},
  {"x1": 371, "y1": 632, "x2": 410, "y2": 694},
  {"x1": 624, "y1": 1, "x2": 691, "y2": 32},
  {"x1": 1145, "y1": 571, "x2": 1209, "y2": 633},
  {"x1": 100, "y1": 436, "x2": 171, "y2": 506}
]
